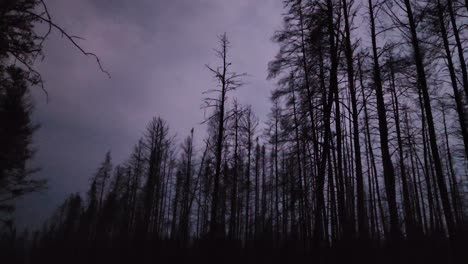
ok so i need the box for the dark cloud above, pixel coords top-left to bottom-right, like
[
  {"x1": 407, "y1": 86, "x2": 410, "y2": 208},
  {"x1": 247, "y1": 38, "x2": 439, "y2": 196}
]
[{"x1": 14, "y1": 0, "x2": 283, "y2": 229}]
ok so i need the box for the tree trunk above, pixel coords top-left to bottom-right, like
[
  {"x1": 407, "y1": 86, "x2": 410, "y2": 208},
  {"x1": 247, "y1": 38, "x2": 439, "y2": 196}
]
[
  {"x1": 403, "y1": 0, "x2": 455, "y2": 237},
  {"x1": 368, "y1": 0, "x2": 400, "y2": 244}
]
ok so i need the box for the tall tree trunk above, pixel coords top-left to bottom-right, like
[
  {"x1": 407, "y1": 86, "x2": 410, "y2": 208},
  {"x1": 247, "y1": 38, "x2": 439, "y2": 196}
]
[
  {"x1": 229, "y1": 106, "x2": 240, "y2": 240},
  {"x1": 274, "y1": 105, "x2": 280, "y2": 241},
  {"x1": 290, "y1": 78, "x2": 307, "y2": 241},
  {"x1": 403, "y1": 0, "x2": 456, "y2": 236},
  {"x1": 447, "y1": 0, "x2": 468, "y2": 103},
  {"x1": 342, "y1": 0, "x2": 366, "y2": 241},
  {"x1": 261, "y1": 145, "x2": 267, "y2": 234},
  {"x1": 441, "y1": 104, "x2": 463, "y2": 226},
  {"x1": 436, "y1": 0, "x2": 468, "y2": 159},
  {"x1": 359, "y1": 55, "x2": 388, "y2": 240},
  {"x1": 389, "y1": 63, "x2": 415, "y2": 238},
  {"x1": 313, "y1": 0, "x2": 339, "y2": 244},
  {"x1": 254, "y1": 138, "x2": 260, "y2": 238},
  {"x1": 368, "y1": 0, "x2": 400, "y2": 244},
  {"x1": 210, "y1": 36, "x2": 228, "y2": 239}
]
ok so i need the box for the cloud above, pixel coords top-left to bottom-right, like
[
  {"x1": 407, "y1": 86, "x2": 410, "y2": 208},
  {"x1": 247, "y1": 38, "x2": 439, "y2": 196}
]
[{"x1": 14, "y1": 0, "x2": 283, "y2": 229}]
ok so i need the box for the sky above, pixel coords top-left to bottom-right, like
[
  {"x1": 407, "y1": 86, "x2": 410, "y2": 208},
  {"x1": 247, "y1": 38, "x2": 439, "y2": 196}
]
[{"x1": 14, "y1": 0, "x2": 284, "y2": 229}]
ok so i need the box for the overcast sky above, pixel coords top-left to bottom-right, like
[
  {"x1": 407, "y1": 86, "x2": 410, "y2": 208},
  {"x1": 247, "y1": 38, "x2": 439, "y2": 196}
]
[{"x1": 15, "y1": 0, "x2": 283, "y2": 229}]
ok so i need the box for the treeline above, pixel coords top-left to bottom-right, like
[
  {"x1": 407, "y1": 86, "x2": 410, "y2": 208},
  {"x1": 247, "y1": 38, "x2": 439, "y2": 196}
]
[{"x1": 3, "y1": 0, "x2": 468, "y2": 263}]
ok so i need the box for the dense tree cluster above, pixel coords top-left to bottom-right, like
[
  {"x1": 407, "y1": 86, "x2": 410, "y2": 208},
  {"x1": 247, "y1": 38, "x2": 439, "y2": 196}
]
[{"x1": 2, "y1": 0, "x2": 468, "y2": 263}]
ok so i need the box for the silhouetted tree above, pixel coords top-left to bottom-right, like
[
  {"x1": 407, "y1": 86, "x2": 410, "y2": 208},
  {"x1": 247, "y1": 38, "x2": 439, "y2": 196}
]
[
  {"x1": 203, "y1": 33, "x2": 245, "y2": 238},
  {"x1": 0, "y1": 66, "x2": 44, "y2": 222},
  {"x1": 9, "y1": 3, "x2": 468, "y2": 262}
]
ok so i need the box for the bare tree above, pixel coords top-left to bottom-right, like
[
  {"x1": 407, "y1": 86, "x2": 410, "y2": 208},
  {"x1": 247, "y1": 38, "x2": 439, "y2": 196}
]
[{"x1": 203, "y1": 33, "x2": 245, "y2": 238}]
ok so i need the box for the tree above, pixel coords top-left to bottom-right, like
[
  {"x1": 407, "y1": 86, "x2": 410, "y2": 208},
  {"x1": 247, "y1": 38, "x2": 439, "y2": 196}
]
[
  {"x1": 178, "y1": 129, "x2": 195, "y2": 244},
  {"x1": 342, "y1": 0, "x2": 367, "y2": 241},
  {"x1": 0, "y1": 66, "x2": 44, "y2": 219},
  {"x1": 0, "y1": 0, "x2": 108, "y2": 92},
  {"x1": 399, "y1": 0, "x2": 456, "y2": 237},
  {"x1": 6, "y1": 2, "x2": 468, "y2": 262},
  {"x1": 204, "y1": 33, "x2": 245, "y2": 238},
  {"x1": 0, "y1": 0, "x2": 105, "y2": 230},
  {"x1": 428, "y1": 0, "x2": 468, "y2": 160},
  {"x1": 142, "y1": 117, "x2": 170, "y2": 239},
  {"x1": 93, "y1": 151, "x2": 112, "y2": 212},
  {"x1": 367, "y1": 0, "x2": 400, "y2": 244}
]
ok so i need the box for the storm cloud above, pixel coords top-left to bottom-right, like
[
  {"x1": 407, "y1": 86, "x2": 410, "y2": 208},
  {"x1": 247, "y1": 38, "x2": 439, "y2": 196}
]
[{"x1": 15, "y1": 0, "x2": 283, "y2": 229}]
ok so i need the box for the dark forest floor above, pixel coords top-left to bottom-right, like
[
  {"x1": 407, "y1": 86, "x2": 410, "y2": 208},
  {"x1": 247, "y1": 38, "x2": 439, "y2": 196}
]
[{"x1": 4, "y1": 236, "x2": 467, "y2": 264}]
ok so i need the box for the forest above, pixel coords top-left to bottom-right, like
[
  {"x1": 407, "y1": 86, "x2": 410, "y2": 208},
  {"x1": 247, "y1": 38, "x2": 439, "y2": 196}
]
[{"x1": 1, "y1": 0, "x2": 468, "y2": 263}]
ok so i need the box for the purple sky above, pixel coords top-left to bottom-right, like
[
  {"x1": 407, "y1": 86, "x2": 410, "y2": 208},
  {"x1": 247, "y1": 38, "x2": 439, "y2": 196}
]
[{"x1": 15, "y1": 0, "x2": 283, "y2": 229}]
